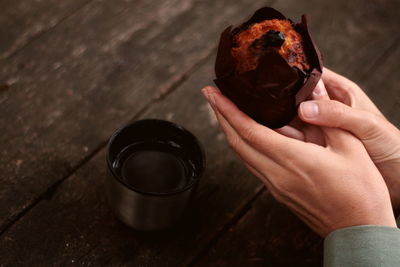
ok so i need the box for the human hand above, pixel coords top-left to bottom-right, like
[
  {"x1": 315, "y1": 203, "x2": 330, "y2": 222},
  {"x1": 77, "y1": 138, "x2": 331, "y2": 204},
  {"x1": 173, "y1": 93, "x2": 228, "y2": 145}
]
[
  {"x1": 201, "y1": 84, "x2": 396, "y2": 237},
  {"x1": 297, "y1": 68, "x2": 400, "y2": 214}
]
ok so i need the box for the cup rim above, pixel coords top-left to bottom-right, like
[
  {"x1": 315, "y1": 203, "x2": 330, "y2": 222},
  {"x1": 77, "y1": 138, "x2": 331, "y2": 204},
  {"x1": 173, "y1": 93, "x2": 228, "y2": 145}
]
[{"x1": 106, "y1": 119, "x2": 206, "y2": 197}]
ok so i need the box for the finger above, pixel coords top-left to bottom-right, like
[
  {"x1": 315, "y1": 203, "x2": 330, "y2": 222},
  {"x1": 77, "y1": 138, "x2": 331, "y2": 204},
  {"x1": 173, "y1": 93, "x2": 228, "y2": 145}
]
[
  {"x1": 299, "y1": 99, "x2": 357, "y2": 151},
  {"x1": 213, "y1": 109, "x2": 294, "y2": 198},
  {"x1": 287, "y1": 116, "x2": 307, "y2": 132},
  {"x1": 278, "y1": 118, "x2": 329, "y2": 146},
  {"x1": 275, "y1": 126, "x2": 305, "y2": 141},
  {"x1": 323, "y1": 68, "x2": 384, "y2": 118},
  {"x1": 309, "y1": 80, "x2": 350, "y2": 148},
  {"x1": 201, "y1": 86, "x2": 310, "y2": 163},
  {"x1": 284, "y1": 117, "x2": 325, "y2": 146},
  {"x1": 302, "y1": 124, "x2": 326, "y2": 146},
  {"x1": 207, "y1": 98, "x2": 286, "y2": 190},
  {"x1": 322, "y1": 67, "x2": 353, "y2": 89},
  {"x1": 299, "y1": 99, "x2": 389, "y2": 157},
  {"x1": 204, "y1": 96, "x2": 281, "y2": 176},
  {"x1": 322, "y1": 67, "x2": 355, "y2": 106},
  {"x1": 298, "y1": 99, "x2": 389, "y2": 142},
  {"x1": 312, "y1": 80, "x2": 329, "y2": 101}
]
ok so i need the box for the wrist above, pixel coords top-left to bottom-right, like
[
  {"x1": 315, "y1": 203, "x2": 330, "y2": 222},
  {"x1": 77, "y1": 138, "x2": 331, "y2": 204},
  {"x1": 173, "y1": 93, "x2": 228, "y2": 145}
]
[
  {"x1": 358, "y1": 205, "x2": 397, "y2": 228},
  {"x1": 328, "y1": 206, "x2": 397, "y2": 235}
]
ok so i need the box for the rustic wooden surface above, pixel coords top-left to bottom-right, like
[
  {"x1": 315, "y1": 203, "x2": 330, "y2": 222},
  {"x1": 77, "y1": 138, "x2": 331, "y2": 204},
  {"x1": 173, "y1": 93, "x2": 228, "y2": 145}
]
[{"x1": 0, "y1": 0, "x2": 399, "y2": 266}]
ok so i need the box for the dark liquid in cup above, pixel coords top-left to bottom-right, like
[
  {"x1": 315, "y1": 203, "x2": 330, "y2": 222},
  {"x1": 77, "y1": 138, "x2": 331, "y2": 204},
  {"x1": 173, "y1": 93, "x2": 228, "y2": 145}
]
[{"x1": 112, "y1": 142, "x2": 194, "y2": 193}]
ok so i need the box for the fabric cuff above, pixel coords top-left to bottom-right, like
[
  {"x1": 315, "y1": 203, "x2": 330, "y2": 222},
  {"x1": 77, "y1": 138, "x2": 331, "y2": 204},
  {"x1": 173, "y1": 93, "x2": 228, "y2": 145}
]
[{"x1": 324, "y1": 225, "x2": 400, "y2": 267}]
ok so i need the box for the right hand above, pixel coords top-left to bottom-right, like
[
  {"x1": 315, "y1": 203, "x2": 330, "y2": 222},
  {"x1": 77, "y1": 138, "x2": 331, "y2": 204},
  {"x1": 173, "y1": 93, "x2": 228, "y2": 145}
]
[{"x1": 298, "y1": 68, "x2": 400, "y2": 214}]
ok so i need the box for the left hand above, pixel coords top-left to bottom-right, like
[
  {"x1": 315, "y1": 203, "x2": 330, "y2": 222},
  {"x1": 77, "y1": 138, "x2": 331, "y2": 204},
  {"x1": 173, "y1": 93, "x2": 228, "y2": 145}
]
[
  {"x1": 297, "y1": 68, "x2": 400, "y2": 214},
  {"x1": 201, "y1": 82, "x2": 396, "y2": 237}
]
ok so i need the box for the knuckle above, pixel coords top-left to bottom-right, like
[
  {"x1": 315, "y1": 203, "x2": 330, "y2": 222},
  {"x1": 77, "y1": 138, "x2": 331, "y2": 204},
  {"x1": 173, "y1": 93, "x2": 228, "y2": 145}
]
[
  {"x1": 241, "y1": 124, "x2": 257, "y2": 144},
  {"x1": 330, "y1": 100, "x2": 346, "y2": 114},
  {"x1": 329, "y1": 100, "x2": 347, "y2": 127},
  {"x1": 362, "y1": 112, "x2": 382, "y2": 138},
  {"x1": 343, "y1": 82, "x2": 361, "y2": 107},
  {"x1": 366, "y1": 112, "x2": 381, "y2": 129},
  {"x1": 342, "y1": 86, "x2": 357, "y2": 106}
]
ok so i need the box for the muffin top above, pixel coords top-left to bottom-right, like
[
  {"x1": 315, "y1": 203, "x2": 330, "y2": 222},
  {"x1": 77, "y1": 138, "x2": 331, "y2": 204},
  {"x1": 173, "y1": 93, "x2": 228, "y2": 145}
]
[{"x1": 231, "y1": 19, "x2": 310, "y2": 74}]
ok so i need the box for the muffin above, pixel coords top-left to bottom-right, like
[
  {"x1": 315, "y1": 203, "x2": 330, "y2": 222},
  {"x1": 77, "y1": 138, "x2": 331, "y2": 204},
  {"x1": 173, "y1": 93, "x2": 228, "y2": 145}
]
[
  {"x1": 214, "y1": 7, "x2": 323, "y2": 128},
  {"x1": 231, "y1": 19, "x2": 310, "y2": 73}
]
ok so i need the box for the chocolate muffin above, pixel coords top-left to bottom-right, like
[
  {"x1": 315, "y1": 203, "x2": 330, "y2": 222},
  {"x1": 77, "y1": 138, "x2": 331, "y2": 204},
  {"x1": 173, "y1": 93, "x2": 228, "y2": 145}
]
[
  {"x1": 231, "y1": 19, "x2": 310, "y2": 74},
  {"x1": 214, "y1": 7, "x2": 323, "y2": 129}
]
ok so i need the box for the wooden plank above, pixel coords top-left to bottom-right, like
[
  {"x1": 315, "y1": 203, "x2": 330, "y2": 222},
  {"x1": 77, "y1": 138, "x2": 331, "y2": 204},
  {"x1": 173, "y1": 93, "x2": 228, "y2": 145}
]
[
  {"x1": 194, "y1": 191, "x2": 323, "y2": 267},
  {"x1": 0, "y1": 0, "x2": 265, "y2": 231},
  {"x1": 0, "y1": 0, "x2": 90, "y2": 60},
  {"x1": 0, "y1": 56, "x2": 264, "y2": 266}
]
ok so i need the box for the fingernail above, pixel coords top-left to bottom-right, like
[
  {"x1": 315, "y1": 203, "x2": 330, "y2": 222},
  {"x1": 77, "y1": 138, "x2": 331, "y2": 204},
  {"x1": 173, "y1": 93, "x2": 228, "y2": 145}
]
[
  {"x1": 300, "y1": 102, "x2": 319, "y2": 118},
  {"x1": 202, "y1": 87, "x2": 216, "y2": 106}
]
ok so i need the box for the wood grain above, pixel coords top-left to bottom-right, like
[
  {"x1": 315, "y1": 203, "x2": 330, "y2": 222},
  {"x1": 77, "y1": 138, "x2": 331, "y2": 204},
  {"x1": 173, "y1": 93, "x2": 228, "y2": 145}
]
[
  {"x1": 194, "y1": 190, "x2": 323, "y2": 267},
  {"x1": 359, "y1": 42, "x2": 400, "y2": 127},
  {"x1": 270, "y1": 0, "x2": 400, "y2": 81},
  {"x1": 0, "y1": 0, "x2": 399, "y2": 265},
  {"x1": 0, "y1": 0, "x2": 265, "y2": 231},
  {"x1": 0, "y1": 57, "x2": 264, "y2": 266},
  {"x1": 0, "y1": 0, "x2": 91, "y2": 60}
]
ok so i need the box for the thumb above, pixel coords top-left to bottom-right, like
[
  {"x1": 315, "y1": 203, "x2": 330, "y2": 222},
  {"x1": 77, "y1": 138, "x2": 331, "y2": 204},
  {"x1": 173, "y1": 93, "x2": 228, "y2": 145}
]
[{"x1": 298, "y1": 99, "x2": 383, "y2": 140}]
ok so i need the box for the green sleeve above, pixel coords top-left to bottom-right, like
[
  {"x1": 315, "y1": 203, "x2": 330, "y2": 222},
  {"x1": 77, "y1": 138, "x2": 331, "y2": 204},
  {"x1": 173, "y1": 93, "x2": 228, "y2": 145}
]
[{"x1": 324, "y1": 223, "x2": 400, "y2": 267}]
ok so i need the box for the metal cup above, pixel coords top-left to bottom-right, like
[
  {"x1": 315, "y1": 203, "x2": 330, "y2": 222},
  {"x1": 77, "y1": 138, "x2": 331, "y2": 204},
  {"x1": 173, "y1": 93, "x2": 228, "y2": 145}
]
[{"x1": 106, "y1": 119, "x2": 205, "y2": 231}]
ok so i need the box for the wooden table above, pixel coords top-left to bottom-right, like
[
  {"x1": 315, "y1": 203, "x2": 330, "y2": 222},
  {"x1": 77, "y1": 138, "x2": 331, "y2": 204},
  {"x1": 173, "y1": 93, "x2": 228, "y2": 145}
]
[{"x1": 0, "y1": 0, "x2": 399, "y2": 266}]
